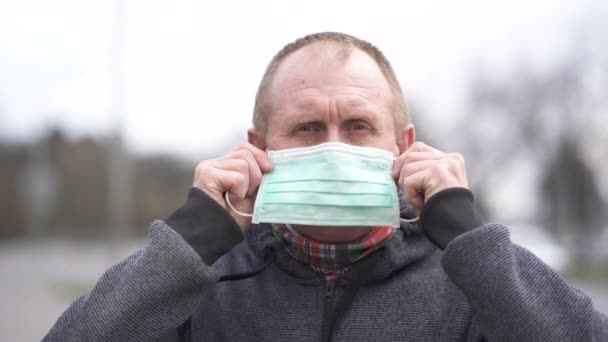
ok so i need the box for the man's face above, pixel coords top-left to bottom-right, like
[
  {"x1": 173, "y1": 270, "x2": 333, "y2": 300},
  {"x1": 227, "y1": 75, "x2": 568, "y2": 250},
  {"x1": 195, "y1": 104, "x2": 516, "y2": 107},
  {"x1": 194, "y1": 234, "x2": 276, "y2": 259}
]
[
  {"x1": 263, "y1": 44, "x2": 404, "y2": 154},
  {"x1": 249, "y1": 44, "x2": 413, "y2": 242}
]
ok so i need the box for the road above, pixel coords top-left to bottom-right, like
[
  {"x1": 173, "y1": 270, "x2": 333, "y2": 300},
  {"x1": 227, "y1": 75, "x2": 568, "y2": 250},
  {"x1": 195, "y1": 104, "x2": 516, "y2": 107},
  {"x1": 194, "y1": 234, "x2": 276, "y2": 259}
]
[{"x1": 0, "y1": 238, "x2": 140, "y2": 342}]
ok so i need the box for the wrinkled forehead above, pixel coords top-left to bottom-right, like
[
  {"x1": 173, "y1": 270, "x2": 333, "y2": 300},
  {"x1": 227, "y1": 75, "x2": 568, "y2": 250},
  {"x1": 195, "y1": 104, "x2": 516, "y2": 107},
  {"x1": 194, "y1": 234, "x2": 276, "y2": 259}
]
[{"x1": 268, "y1": 43, "x2": 394, "y2": 109}]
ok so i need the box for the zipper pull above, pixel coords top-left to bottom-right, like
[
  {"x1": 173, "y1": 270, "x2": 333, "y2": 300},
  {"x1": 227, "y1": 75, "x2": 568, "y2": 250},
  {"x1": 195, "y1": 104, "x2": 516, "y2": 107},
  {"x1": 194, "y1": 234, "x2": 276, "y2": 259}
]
[{"x1": 324, "y1": 281, "x2": 335, "y2": 303}]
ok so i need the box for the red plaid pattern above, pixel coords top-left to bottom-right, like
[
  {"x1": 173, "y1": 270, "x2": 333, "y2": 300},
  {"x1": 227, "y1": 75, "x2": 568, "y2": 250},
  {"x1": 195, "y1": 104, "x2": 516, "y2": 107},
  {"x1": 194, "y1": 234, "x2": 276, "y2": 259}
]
[{"x1": 272, "y1": 224, "x2": 395, "y2": 280}]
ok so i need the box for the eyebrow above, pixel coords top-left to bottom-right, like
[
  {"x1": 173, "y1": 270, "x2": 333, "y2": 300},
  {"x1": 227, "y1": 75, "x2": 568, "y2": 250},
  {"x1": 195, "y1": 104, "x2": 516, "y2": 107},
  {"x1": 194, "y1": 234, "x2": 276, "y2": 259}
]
[
  {"x1": 339, "y1": 107, "x2": 380, "y2": 122},
  {"x1": 279, "y1": 99, "x2": 383, "y2": 129},
  {"x1": 281, "y1": 113, "x2": 325, "y2": 129}
]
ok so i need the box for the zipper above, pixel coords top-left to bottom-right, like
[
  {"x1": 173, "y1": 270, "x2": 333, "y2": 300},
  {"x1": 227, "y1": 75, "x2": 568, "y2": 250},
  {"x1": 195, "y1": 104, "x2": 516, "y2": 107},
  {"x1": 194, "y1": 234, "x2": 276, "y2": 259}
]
[
  {"x1": 321, "y1": 280, "x2": 335, "y2": 342},
  {"x1": 324, "y1": 281, "x2": 335, "y2": 303}
]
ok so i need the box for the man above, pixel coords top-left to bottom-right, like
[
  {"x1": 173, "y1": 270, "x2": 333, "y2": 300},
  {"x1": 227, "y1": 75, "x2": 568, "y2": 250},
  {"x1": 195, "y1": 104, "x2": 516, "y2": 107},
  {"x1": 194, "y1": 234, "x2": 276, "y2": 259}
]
[{"x1": 45, "y1": 32, "x2": 607, "y2": 341}]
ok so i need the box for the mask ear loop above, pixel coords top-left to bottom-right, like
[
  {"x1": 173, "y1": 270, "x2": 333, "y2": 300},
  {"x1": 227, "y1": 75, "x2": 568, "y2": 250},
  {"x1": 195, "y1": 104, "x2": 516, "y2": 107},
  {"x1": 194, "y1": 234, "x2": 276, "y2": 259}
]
[
  {"x1": 224, "y1": 192, "x2": 253, "y2": 217},
  {"x1": 392, "y1": 156, "x2": 420, "y2": 224}
]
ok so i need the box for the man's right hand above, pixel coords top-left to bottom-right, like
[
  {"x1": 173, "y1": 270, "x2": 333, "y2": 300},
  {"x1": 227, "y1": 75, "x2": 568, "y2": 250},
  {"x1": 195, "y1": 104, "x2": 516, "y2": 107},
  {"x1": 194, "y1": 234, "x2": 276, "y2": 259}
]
[{"x1": 193, "y1": 142, "x2": 273, "y2": 231}]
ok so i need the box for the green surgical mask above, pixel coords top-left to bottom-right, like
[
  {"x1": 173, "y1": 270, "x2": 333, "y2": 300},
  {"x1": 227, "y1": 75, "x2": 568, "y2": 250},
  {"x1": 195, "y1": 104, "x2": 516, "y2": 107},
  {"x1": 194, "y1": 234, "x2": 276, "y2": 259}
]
[{"x1": 226, "y1": 142, "x2": 414, "y2": 228}]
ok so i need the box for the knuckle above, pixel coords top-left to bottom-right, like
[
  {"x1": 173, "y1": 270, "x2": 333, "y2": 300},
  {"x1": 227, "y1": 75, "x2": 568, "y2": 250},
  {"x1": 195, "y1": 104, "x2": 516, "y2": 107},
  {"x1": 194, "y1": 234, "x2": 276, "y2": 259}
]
[
  {"x1": 219, "y1": 152, "x2": 235, "y2": 161},
  {"x1": 203, "y1": 179, "x2": 217, "y2": 191},
  {"x1": 228, "y1": 149, "x2": 246, "y2": 159},
  {"x1": 412, "y1": 141, "x2": 425, "y2": 149},
  {"x1": 233, "y1": 174, "x2": 248, "y2": 194},
  {"x1": 403, "y1": 163, "x2": 417, "y2": 176},
  {"x1": 402, "y1": 175, "x2": 414, "y2": 187},
  {"x1": 235, "y1": 149, "x2": 256, "y2": 163},
  {"x1": 193, "y1": 166, "x2": 216, "y2": 192},
  {"x1": 236, "y1": 141, "x2": 250, "y2": 151},
  {"x1": 234, "y1": 158, "x2": 249, "y2": 172},
  {"x1": 434, "y1": 161, "x2": 451, "y2": 177},
  {"x1": 250, "y1": 167, "x2": 263, "y2": 181},
  {"x1": 237, "y1": 142, "x2": 258, "y2": 157},
  {"x1": 450, "y1": 152, "x2": 465, "y2": 164},
  {"x1": 194, "y1": 161, "x2": 210, "y2": 177},
  {"x1": 445, "y1": 158, "x2": 458, "y2": 170}
]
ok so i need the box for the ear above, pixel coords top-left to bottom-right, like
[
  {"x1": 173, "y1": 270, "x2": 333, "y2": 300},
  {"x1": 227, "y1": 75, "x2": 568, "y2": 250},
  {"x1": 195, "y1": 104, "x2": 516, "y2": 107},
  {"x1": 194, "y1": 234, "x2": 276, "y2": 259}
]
[
  {"x1": 247, "y1": 128, "x2": 266, "y2": 150},
  {"x1": 396, "y1": 123, "x2": 416, "y2": 154}
]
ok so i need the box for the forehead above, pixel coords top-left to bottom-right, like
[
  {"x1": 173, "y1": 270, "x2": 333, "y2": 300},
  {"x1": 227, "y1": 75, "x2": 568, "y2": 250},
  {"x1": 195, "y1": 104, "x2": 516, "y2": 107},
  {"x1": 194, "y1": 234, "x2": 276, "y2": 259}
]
[{"x1": 268, "y1": 43, "x2": 394, "y2": 111}]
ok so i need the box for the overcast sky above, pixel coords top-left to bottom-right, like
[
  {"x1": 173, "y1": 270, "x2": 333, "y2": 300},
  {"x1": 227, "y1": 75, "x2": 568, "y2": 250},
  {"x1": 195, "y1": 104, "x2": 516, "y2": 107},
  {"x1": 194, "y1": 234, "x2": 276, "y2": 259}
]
[{"x1": 0, "y1": 0, "x2": 605, "y2": 160}]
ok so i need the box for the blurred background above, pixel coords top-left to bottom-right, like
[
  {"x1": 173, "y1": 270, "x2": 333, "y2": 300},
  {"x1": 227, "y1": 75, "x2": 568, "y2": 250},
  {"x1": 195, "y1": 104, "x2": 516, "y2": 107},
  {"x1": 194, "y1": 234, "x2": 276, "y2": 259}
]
[{"x1": 1, "y1": 0, "x2": 608, "y2": 340}]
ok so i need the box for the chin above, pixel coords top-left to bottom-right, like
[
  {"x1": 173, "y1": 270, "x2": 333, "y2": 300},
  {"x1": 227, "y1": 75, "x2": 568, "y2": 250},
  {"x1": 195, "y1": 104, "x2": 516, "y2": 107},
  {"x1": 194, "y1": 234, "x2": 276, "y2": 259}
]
[{"x1": 294, "y1": 225, "x2": 373, "y2": 243}]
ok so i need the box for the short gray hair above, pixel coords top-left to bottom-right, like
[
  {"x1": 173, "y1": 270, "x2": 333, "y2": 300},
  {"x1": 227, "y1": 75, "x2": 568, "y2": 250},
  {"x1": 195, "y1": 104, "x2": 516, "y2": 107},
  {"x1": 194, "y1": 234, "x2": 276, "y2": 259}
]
[{"x1": 252, "y1": 32, "x2": 410, "y2": 135}]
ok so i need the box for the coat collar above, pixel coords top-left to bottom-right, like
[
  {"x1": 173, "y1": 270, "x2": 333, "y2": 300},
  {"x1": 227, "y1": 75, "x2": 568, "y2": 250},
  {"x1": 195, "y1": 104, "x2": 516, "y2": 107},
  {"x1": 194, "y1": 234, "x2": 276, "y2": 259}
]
[{"x1": 244, "y1": 192, "x2": 438, "y2": 283}]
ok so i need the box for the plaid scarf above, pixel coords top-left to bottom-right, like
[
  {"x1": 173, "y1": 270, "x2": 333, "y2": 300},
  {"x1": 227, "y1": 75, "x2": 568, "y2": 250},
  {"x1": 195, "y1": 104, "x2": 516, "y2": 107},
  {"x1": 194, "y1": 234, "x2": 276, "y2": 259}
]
[{"x1": 272, "y1": 224, "x2": 396, "y2": 280}]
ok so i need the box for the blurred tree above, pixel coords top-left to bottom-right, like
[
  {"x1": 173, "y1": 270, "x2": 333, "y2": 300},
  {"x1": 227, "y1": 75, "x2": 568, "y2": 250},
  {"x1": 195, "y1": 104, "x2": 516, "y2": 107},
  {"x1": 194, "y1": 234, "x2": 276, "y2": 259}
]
[
  {"x1": 410, "y1": 101, "x2": 492, "y2": 220},
  {"x1": 0, "y1": 126, "x2": 201, "y2": 239},
  {"x1": 133, "y1": 155, "x2": 191, "y2": 235},
  {"x1": 0, "y1": 145, "x2": 27, "y2": 238},
  {"x1": 19, "y1": 133, "x2": 60, "y2": 237},
  {"x1": 52, "y1": 134, "x2": 109, "y2": 236},
  {"x1": 456, "y1": 47, "x2": 608, "y2": 265},
  {"x1": 540, "y1": 137, "x2": 606, "y2": 266}
]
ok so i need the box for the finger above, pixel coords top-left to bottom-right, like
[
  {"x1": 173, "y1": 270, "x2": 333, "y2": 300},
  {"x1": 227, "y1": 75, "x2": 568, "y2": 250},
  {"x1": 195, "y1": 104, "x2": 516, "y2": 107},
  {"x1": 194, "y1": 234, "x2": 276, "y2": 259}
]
[
  {"x1": 403, "y1": 151, "x2": 446, "y2": 163},
  {"x1": 405, "y1": 159, "x2": 467, "y2": 200},
  {"x1": 217, "y1": 150, "x2": 264, "y2": 196},
  {"x1": 211, "y1": 167, "x2": 248, "y2": 200},
  {"x1": 207, "y1": 158, "x2": 252, "y2": 194},
  {"x1": 392, "y1": 154, "x2": 406, "y2": 179},
  {"x1": 414, "y1": 154, "x2": 467, "y2": 188},
  {"x1": 445, "y1": 155, "x2": 468, "y2": 187},
  {"x1": 399, "y1": 160, "x2": 440, "y2": 178},
  {"x1": 397, "y1": 153, "x2": 463, "y2": 177},
  {"x1": 194, "y1": 165, "x2": 248, "y2": 205},
  {"x1": 392, "y1": 151, "x2": 445, "y2": 178},
  {"x1": 392, "y1": 142, "x2": 443, "y2": 177},
  {"x1": 399, "y1": 164, "x2": 435, "y2": 198},
  {"x1": 234, "y1": 142, "x2": 273, "y2": 172},
  {"x1": 447, "y1": 153, "x2": 468, "y2": 186},
  {"x1": 400, "y1": 169, "x2": 434, "y2": 210},
  {"x1": 405, "y1": 141, "x2": 442, "y2": 153}
]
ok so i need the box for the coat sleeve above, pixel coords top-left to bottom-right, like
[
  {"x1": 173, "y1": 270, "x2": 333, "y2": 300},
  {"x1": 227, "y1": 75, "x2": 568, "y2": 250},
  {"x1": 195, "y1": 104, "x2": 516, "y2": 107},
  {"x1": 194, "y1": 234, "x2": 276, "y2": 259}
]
[
  {"x1": 441, "y1": 223, "x2": 608, "y2": 341},
  {"x1": 43, "y1": 188, "x2": 244, "y2": 342}
]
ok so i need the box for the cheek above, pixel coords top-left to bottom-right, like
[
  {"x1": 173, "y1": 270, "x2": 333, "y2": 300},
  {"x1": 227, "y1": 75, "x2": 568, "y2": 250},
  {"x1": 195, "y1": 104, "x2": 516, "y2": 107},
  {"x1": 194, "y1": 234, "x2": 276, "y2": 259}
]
[
  {"x1": 264, "y1": 135, "x2": 300, "y2": 150},
  {"x1": 363, "y1": 135, "x2": 398, "y2": 153},
  {"x1": 264, "y1": 138, "x2": 285, "y2": 150}
]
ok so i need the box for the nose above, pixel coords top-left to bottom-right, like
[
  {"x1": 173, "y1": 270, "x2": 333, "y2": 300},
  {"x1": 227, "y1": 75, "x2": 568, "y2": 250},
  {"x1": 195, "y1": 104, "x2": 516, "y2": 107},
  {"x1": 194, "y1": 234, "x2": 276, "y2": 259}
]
[{"x1": 326, "y1": 125, "x2": 343, "y2": 143}]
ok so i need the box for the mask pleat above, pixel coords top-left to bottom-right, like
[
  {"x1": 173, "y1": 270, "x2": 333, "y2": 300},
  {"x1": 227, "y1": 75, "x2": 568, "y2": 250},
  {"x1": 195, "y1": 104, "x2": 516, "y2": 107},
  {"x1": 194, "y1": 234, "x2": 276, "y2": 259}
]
[{"x1": 252, "y1": 142, "x2": 401, "y2": 228}]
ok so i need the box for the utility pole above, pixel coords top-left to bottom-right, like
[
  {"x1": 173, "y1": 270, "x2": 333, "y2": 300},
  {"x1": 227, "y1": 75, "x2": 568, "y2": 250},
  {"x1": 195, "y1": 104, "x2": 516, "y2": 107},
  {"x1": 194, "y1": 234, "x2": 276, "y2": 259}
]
[{"x1": 107, "y1": 0, "x2": 133, "y2": 238}]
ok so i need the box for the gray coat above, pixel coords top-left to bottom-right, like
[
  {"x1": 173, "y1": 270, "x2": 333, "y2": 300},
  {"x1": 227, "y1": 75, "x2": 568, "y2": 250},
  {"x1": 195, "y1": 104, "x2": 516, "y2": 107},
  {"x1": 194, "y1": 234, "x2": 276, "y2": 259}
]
[{"x1": 44, "y1": 189, "x2": 608, "y2": 341}]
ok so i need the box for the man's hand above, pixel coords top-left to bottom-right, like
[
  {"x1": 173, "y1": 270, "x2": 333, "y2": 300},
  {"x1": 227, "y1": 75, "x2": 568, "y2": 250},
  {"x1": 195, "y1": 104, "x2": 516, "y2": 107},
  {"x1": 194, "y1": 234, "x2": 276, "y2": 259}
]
[
  {"x1": 392, "y1": 142, "x2": 468, "y2": 211},
  {"x1": 193, "y1": 142, "x2": 273, "y2": 231}
]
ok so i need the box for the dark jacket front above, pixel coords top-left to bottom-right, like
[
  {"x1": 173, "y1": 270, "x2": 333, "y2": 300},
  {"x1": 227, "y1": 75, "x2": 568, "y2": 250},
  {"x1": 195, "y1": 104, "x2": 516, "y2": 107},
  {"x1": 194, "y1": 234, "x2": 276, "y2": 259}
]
[{"x1": 44, "y1": 189, "x2": 608, "y2": 341}]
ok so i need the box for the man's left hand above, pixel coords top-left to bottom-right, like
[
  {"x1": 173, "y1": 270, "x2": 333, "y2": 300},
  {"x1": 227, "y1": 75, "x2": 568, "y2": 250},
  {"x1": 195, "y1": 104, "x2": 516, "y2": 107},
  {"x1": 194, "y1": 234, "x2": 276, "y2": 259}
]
[{"x1": 392, "y1": 142, "x2": 468, "y2": 211}]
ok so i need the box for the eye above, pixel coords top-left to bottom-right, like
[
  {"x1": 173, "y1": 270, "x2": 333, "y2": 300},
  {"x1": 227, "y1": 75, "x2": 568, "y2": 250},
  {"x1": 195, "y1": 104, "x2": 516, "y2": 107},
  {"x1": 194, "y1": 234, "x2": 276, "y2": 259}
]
[
  {"x1": 347, "y1": 120, "x2": 370, "y2": 132},
  {"x1": 293, "y1": 122, "x2": 322, "y2": 135},
  {"x1": 296, "y1": 124, "x2": 316, "y2": 132}
]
